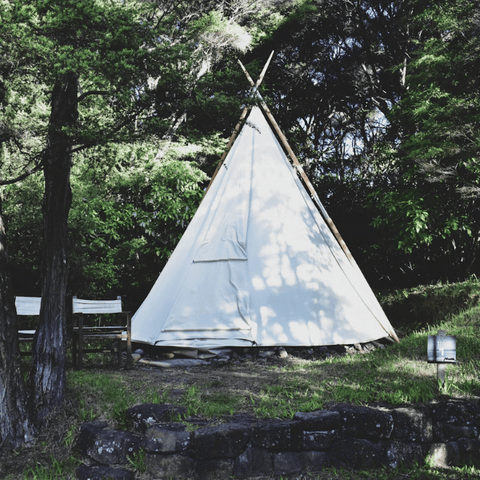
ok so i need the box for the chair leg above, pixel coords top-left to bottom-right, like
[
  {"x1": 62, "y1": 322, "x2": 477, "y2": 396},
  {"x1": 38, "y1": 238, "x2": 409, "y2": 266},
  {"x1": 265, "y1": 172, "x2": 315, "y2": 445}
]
[{"x1": 117, "y1": 340, "x2": 122, "y2": 367}]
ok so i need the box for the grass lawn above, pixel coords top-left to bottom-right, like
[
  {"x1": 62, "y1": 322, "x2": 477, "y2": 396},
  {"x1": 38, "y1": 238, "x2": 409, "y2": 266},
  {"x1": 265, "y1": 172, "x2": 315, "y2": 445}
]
[{"x1": 4, "y1": 279, "x2": 480, "y2": 479}]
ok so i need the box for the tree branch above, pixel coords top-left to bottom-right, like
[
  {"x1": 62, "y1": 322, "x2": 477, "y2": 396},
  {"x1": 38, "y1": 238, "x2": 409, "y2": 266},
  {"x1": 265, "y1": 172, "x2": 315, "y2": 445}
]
[
  {"x1": 0, "y1": 157, "x2": 44, "y2": 185},
  {"x1": 76, "y1": 90, "x2": 109, "y2": 104},
  {"x1": 70, "y1": 108, "x2": 147, "y2": 154}
]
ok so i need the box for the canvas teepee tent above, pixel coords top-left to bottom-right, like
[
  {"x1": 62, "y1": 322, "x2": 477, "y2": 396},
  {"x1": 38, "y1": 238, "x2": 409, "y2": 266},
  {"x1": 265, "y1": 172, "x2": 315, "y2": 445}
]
[{"x1": 131, "y1": 102, "x2": 398, "y2": 349}]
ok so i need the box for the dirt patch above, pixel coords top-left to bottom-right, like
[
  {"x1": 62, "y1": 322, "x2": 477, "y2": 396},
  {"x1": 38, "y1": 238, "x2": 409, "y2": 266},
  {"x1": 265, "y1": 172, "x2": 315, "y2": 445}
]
[
  {"x1": 88, "y1": 351, "x2": 322, "y2": 419},
  {"x1": 130, "y1": 355, "x2": 299, "y2": 403},
  {"x1": 0, "y1": 345, "x2": 380, "y2": 479}
]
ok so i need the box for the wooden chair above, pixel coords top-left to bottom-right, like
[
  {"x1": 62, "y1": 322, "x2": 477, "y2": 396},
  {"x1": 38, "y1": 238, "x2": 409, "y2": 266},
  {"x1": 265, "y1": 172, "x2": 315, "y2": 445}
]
[
  {"x1": 16, "y1": 296, "x2": 41, "y2": 355},
  {"x1": 72, "y1": 296, "x2": 132, "y2": 369}
]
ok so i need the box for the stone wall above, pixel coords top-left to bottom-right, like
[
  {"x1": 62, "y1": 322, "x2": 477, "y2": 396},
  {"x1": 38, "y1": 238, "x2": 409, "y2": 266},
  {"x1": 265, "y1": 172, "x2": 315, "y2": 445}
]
[{"x1": 75, "y1": 399, "x2": 480, "y2": 480}]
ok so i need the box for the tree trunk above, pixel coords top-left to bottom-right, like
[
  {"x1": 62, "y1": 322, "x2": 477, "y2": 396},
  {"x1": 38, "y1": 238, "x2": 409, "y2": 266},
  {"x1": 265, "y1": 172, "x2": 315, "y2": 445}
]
[
  {"x1": 0, "y1": 200, "x2": 35, "y2": 448},
  {"x1": 28, "y1": 72, "x2": 77, "y2": 426}
]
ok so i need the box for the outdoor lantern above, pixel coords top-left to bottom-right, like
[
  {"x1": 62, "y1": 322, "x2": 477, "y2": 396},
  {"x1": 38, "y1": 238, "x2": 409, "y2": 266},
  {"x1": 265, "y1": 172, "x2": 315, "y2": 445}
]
[
  {"x1": 427, "y1": 330, "x2": 456, "y2": 386},
  {"x1": 427, "y1": 330, "x2": 456, "y2": 364}
]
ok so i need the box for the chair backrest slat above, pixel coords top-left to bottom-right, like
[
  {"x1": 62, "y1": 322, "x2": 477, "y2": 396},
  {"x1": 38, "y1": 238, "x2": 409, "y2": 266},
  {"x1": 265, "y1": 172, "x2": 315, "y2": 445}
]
[
  {"x1": 72, "y1": 296, "x2": 122, "y2": 314},
  {"x1": 15, "y1": 296, "x2": 42, "y2": 316}
]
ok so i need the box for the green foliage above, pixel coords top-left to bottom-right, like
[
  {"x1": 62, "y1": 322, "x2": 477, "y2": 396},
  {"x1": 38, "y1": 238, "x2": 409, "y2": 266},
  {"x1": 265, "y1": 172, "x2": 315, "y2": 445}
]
[
  {"x1": 371, "y1": 189, "x2": 433, "y2": 253},
  {"x1": 1, "y1": 173, "x2": 44, "y2": 294},
  {"x1": 23, "y1": 455, "x2": 79, "y2": 480},
  {"x1": 1, "y1": 0, "x2": 283, "y2": 308},
  {"x1": 370, "y1": 0, "x2": 480, "y2": 282},
  {"x1": 68, "y1": 142, "x2": 208, "y2": 304},
  {"x1": 398, "y1": 0, "x2": 480, "y2": 175}
]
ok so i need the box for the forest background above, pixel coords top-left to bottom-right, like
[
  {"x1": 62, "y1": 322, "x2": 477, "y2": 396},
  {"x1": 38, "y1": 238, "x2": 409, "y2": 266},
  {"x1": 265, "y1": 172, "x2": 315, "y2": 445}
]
[{"x1": 1, "y1": 0, "x2": 480, "y2": 448}]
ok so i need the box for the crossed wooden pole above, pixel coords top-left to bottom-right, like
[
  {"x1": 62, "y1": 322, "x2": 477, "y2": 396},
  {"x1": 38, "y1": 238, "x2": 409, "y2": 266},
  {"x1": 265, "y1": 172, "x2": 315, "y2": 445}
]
[
  {"x1": 205, "y1": 52, "x2": 400, "y2": 343},
  {"x1": 208, "y1": 52, "x2": 354, "y2": 264}
]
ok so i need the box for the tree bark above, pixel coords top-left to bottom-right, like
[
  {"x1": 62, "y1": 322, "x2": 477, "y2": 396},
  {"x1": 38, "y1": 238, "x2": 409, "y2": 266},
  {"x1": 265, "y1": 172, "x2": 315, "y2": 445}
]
[
  {"x1": 0, "y1": 200, "x2": 35, "y2": 448},
  {"x1": 28, "y1": 72, "x2": 77, "y2": 426}
]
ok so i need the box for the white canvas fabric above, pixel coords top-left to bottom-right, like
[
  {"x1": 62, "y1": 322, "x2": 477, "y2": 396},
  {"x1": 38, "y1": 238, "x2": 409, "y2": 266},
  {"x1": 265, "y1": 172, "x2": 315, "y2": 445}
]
[{"x1": 132, "y1": 107, "x2": 397, "y2": 348}]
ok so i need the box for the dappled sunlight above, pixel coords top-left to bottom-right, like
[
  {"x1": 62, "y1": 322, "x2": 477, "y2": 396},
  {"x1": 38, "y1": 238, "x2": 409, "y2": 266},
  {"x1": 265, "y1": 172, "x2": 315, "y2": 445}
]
[{"x1": 132, "y1": 107, "x2": 397, "y2": 348}]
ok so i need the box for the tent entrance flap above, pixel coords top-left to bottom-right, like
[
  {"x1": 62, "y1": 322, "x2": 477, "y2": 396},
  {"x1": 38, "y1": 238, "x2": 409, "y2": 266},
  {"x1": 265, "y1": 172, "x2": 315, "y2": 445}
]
[{"x1": 159, "y1": 259, "x2": 253, "y2": 340}]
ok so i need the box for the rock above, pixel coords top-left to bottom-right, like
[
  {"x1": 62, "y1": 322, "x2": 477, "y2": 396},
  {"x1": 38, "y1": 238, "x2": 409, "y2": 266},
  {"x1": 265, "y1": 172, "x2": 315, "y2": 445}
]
[
  {"x1": 74, "y1": 399, "x2": 480, "y2": 477},
  {"x1": 75, "y1": 422, "x2": 108, "y2": 456},
  {"x1": 194, "y1": 423, "x2": 251, "y2": 460},
  {"x1": 233, "y1": 447, "x2": 274, "y2": 478},
  {"x1": 439, "y1": 424, "x2": 479, "y2": 442},
  {"x1": 432, "y1": 400, "x2": 480, "y2": 426},
  {"x1": 252, "y1": 420, "x2": 303, "y2": 451},
  {"x1": 126, "y1": 404, "x2": 187, "y2": 432},
  {"x1": 294, "y1": 410, "x2": 340, "y2": 431},
  {"x1": 334, "y1": 403, "x2": 394, "y2": 440},
  {"x1": 196, "y1": 458, "x2": 234, "y2": 480},
  {"x1": 427, "y1": 442, "x2": 462, "y2": 467},
  {"x1": 259, "y1": 350, "x2": 275, "y2": 359},
  {"x1": 273, "y1": 451, "x2": 330, "y2": 476},
  {"x1": 144, "y1": 423, "x2": 191, "y2": 453},
  {"x1": 76, "y1": 424, "x2": 142, "y2": 465},
  {"x1": 363, "y1": 343, "x2": 375, "y2": 352},
  {"x1": 276, "y1": 347, "x2": 288, "y2": 358},
  {"x1": 76, "y1": 464, "x2": 134, "y2": 480},
  {"x1": 391, "y1": 407, "x2": 432, "y2": 443},
  {"x1": 457, "y1": 438, "x2": 480, "y2": 467},
  {"x1": 145, "y1": 452, "x2": 194, "y2": 478},
  {"x1": 332, "y1": 437, "x2": 382, "y2": 469},
  {"x1": 214, "y1": 349, "x2": 232, "y2": 359},
  {"x1": 382, "y1": 441, "x2": 425, "y2": 469},
  {"x1": 295, "y1": 411, "x2": 341, "y2": 450}
]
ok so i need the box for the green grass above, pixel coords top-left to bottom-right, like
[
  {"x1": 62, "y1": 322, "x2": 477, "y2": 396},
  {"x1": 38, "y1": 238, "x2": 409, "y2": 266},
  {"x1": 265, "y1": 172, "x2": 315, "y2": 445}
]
[
  {"x1": 255, "y1": 304, "x2": 480, "y2": 414},
  {"x1": 15, "y1": 279, "x2": 480, "y2": 479},
  {"x1": 67, "y1": 369, "x2": 170, "y2": 428},
  {"x1": 67, "y1": 297, "x2": 480, "y2": 423},
  {"x1": 182, "y1": 384, "x2": 244, "y2": 417},
  {"x1": 309, "y1": 464, "x2": 480, "y2": 479},
  {"x1": 22, "y1": 455, "x2": 79, "y2": 480},
  {"x1": 379, "y1": 276, "x2": 480, "y2": 334}
]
